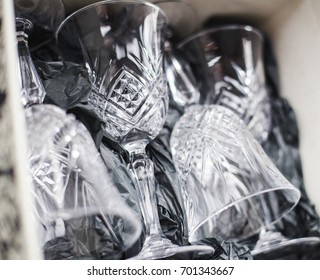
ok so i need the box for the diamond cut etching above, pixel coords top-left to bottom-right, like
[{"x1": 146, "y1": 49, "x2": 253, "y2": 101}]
[
  {"x1": 25, "y1": 105, "x2": 142, "y2": 259},
  {"x1": 109, "y1": 68, "x2": 149, "y2": 117}
]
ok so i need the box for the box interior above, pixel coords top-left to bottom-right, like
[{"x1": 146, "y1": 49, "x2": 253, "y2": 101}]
[{"x1": 62, "y1": 0, "x2": 320, "y2": 211}]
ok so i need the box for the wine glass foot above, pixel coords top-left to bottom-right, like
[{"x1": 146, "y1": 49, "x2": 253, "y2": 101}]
[
  {"x1": 252, "y1": 236, "x2": 320, "y2": 259},
  {"x1": 130, "y1": 235, "x2": 215, "y2": 260}
]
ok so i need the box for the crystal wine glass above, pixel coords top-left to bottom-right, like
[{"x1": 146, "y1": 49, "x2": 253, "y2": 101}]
[
  {"x1": 178, "y1": 25, "x2": 272, "y2": 143},
  {"x1": 170, "y1": 104, "x2": 300, "y2": 243},
  {"x1": 56, "y1": 0, "x2": 214, "y2": 259},
  {"x1": 178, "y1": 24, "x2": 319, "y2": 258},
  {"x1": 25, "y1": 104, "x2": 142, "y2": 259}
]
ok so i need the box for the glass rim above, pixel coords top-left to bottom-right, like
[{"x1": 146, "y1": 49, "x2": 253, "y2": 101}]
[
  {"x1": 177, "y1": 24, "x2": 264, "y2": 49},
  {"x1": 188, "y1": 185, "x2": 301, "y2": 242},
  {"x1": 55, "y1": 0, "x2": 168, "y2": 40}
]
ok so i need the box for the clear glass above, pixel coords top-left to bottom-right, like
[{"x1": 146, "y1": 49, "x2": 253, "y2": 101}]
[
  {"x1": 164, "y1": 41, "x2": 200, "y2": 109},
  {"x1": 170, "y1": 105, "x2": 300, "y2": 242},
  {"x1": 156, "y1": 0, "x2": 200, "y2": 110},
  {"x1": 178, "y1": 25, "x2": 271, "y2": 143},
  {"x1": 16, "y1": 17, "x2": 46, "y2": 107},
  {"x1": 178, "y1": 24, "x2": 319, "y2": 257},
  {"x1": 248, "y1": 195, "x2": 320, "y2": 259},
  {"x1": 56, "y1": 0, "x2": 214, "y2": 260},
  {"x1": 252, "y1": 228, "x2": 320, "y2": 259},
  {"x1": 25, "y1": 104, "x2": 142, "y2": 259}
]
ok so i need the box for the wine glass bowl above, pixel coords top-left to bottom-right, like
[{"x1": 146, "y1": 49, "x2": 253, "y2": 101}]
[
  {"x1": 57, "y1": 0, "x2": 168, "y2": 150},
  {"x1": 170, "y1": 105, "x2": 300, "y2": 242},
  {"x1": 25, "y1": 104, "x2": 142, "y2": 259},
  {"x1": 178, "y1": 25, "x2": 272, "y2": 143}
]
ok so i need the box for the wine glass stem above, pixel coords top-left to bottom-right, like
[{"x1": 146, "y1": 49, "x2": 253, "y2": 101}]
[
  {"x1": 16, "y1": 18, "x2": 33, "y2": 69},
  {"x1": 128, "y1": 152, "x2": 163, "y2": 238},
  {"x1": 16, "y1": 18, "x2": 46, "y2": 107}
]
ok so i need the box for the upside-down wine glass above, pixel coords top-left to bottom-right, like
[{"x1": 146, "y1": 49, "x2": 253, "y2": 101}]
[
  {"x1": 170, "y1": 105, "x2": 301, "y2": 243},
  {"x1": 56, "y1": 0, "x2": 214, "y2": 259},
  {"x1": 26, "y1": 104, "x2": 142, "y2": 259},
  {"x1": 178, "y1": 24, "x2": 320, "y2": 257}
]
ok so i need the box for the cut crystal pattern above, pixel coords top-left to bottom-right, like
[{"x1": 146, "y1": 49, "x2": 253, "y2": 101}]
[
  {"x1": 108, "y1": 68, "x2": 149, "y2": 117},
  {"x1": 25, "y1": 105, "x2": 142, "y2": 259},
  {"x1": 89, "y1": 67, "x2": 168, "y2": 144},
  {"x1": 171, "y1": 105, "x2": 300, "y2": 242},
  {"x1": 213, "y1": 58, "x2": 271, "y2": 143},
  {"x1": 178, "y1": 27, "x2": 271, "y2": 143}
]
